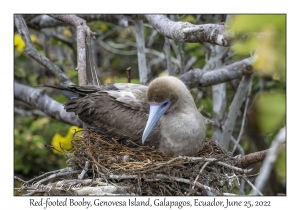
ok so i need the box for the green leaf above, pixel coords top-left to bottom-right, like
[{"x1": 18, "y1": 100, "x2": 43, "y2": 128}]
[{"x1": 255, "y1": 91, "x2": 286, "y2": 134}]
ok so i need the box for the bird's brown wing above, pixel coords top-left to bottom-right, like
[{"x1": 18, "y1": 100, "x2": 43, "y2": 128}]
[{"x1": 64, "y1": 84, "x2": 161, "y2": 147}]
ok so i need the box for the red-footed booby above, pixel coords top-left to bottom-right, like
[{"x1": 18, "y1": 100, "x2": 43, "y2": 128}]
[{"x1": 56, "y1": 76, "x2": 206, "y2": 156}]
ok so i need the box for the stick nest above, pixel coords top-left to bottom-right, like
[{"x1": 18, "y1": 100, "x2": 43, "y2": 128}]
[{"x1": 63, "y1": 130, "x2": 247, "y2": 196}]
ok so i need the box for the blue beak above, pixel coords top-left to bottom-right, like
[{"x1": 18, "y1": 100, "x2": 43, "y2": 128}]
[{"x1": 142, "y1": 101, "x2": 170, "y2": 144}]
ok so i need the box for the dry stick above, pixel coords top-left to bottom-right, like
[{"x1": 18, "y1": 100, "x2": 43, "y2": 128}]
[
  {"x1": 252, "y1": 127, "x2": 286, "y2": 195},
  {"x1": 188, "y1": 162, "x2": 210, "y2": 195},
  {"x1": 232, "y1": 77, "x2": 253, "y2": 153},
  {"x1": 14, "y1": 168, "x2": 73, "y2": 184},
  {"x1": 156, "y1": 174, "x2": 223, "y2": 196},
  {"x1": 126, "y1": 67, "x2": 132, "y2": 83},
  {"x1": 78, "y1": 161, "x2": 90, "y2": 180},
  {"x1": 141, "y1": 156, "x2": 251, "y2": 174},
  {"x1": 14, "y1": 15, "x2": 73, "y2": 87},
  {"x1": 134, "y1": 19, "x2": 148, "y2": 85},
  {"x1": 23, "y1": 190, "x2": 46, "y2": 196},
  {"x1": 34, "y1": 169, "x2": 81, "y2": 185}
]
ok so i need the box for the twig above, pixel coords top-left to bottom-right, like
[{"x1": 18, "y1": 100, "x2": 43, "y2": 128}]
[
  {"x1": 242, "y1": 176, "x2": 263, "y2": 196},
  {"x1": 141, "y1": 156, "x2": 251, "y2": 174},
  {"x1": 78, "y1": 161, "x2": 90, "y2": 180},
  {"x1": 231, "y1": 136, "x2": 245, "y2": 156},
  {"x1": 126, "y1": 67, "x2": 131, "y2": 83},
  {"x1": 188, "y1": 162, "x2": 210, "y2": 195},
  {"x1": 23, "y1": 190, "x2": 46, "y2": 196},
  {"x1": 183, "y1": 56, "x2": 197, "y2": 73},
  {"x1": 35, "y1": 169, "x2": 81, "y2": 185},
  {"x1": 86, "y1": 28, "x2": 100, "y2": 86},
  {"x1": 98, "y1": 40, "x2": 137, "y2": 55},
  {"x1": 156, "y1": 174, "x2": 223, "y2": 195},
  {"x1": 14, "y1": 168, "x2": 71, "y2": 184}
]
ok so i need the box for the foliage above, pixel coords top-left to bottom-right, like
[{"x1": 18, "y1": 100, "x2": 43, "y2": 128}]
[
  {"x1": 230, "y1": 15, "x2": 286, "y2": 82},
  {"x1": 14, "y1": 115, "x2": 74, "y2": 178}
]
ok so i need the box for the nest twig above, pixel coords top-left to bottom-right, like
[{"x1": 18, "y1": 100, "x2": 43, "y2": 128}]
[{"x1": 15, "y1": 130, "x2": 253, "y2": 196}]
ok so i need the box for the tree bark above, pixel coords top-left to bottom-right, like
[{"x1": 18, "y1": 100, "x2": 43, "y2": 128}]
[
  {"x1": 14, "y1": 81, "x2": 82, "y2": 127},
  {"x1": 144, "y1": 14, "x2": 234, "y2": 46}
]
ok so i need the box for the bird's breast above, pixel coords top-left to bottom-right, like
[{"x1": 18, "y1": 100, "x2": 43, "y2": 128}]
[{"x1": 158, "y1": 110, "x2": 206, "y2": 156}]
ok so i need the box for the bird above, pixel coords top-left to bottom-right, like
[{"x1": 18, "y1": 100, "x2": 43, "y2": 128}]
[{"x1": 52, "y1": 76, "x2": 206, "y2": 157}]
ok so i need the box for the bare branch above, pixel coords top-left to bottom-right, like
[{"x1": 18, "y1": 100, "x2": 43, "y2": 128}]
[
  {"x1": 183, "y1": 56, "x2": 197, "y2": 73},
  {"x1": 78, "y1": 161, "x2": 90, "y2": 180},
  {"x1": 252, "y1": 127, "x2": 286, "y2": 195},
  {"x1": 179, "y1": 57, "x2": 253, "y2": 89},
  {"x1": 14, "y1": 81, "x2": 82, "y2": 127},
  {"x1": 27, "y1": 14, "x2": 130, "y2": 29},
  {"x1": 14, "y1": 15, "x2": 73, "y2": 87},
  {"x1": 144, "y1": 15, "x2": 234, "y2": 46},
  {"x1": 202, "y1": 43, "x2": 231, "y2": 142},
  {"x1": 221, "y1": 74, "x2": 254, "y2": 148},
  {"x1": 49, "y1": 14, "x2": 89, "y2": 86},
  {"x1": 232, "y1": 81, "x2": 252, "y2": 153},
  {"x1": 134, "y1": 19, "x2": 149, "y2": 85}
]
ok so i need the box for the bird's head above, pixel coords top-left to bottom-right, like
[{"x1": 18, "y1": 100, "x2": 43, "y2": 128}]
[{"x1": 142, "y1": 76, "x2": 191, "y2": 144}]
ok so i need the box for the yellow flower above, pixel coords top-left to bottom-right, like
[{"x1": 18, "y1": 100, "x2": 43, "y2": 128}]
[
  {"x1": 51, "y1": 126, "x2": 81, "y2": 154},
  {"x1": 14, "y1": 34, "x2": 37, "y2": 53}
]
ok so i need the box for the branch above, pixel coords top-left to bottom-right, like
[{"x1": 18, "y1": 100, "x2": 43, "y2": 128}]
[
  {"x1": 163, "y1": 37, "x2": 174, "y2": 76},
  {"x1": 252, "y1": 127, "x2": 286, "y2": 195},
  {"x1": 221, "y1": 74, "x2": 254, "y2": 148},
  {"x1": 14, "y1": 81, "x2": 82, "y2": 127},
  {"x1": 49, "y1": 14, "x2": 89, "y2": 86},
  {"x1": 27, "y1": 14, "x2": 130, "y2": 29},
  {"x1": 179, "y1": 57, "x2": 254, "y2": 89},
  {"x1": 134, "y1": 19, "x2": 148, "y2": 85},
  {"x1": 14, "y1": 15, "x2": 73, "y2": 87},
  {"x1": 241, "y1": 176, "x2": 263, "y2": 196},
  {"x1": 144, "y1": 15, "x2": 235, "y2": 46},
  {"x1": 232, "y1": 80, "x2": 252, "y2": 153},
  {"x1": 235, "y1": 143, "x2": 286, "y2": 169}
]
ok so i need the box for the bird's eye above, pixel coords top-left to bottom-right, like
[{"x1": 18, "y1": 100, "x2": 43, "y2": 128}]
[{"x1": 162, "y1": 100, "x2": 169, "y2": 108}]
